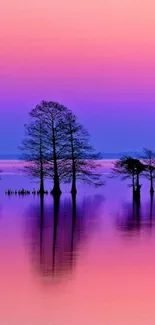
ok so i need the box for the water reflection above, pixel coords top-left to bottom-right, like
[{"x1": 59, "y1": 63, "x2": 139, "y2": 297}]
[
  {"x1": 25, "y1": 194, "x2": 103, "y2": 282},
  {"x1": 116, "y1": 195, "x2": 155, "y2": 235}
]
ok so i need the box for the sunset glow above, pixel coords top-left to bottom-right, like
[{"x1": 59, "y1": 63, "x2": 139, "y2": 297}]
[{"x1": 1, "y1": 0, "x2": 155, "y2": 152}]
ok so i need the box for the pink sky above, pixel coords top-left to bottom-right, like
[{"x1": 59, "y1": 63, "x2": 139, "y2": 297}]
[
  {"x1": 1, "y1": 0, "x2": 155, "y2": 154},
  {"x1": 1, "y1": 0, "x2": 155, "y2": 75}
]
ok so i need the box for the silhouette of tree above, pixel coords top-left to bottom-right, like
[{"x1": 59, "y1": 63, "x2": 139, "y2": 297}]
[
  {"x1": 112, "y1": 156, "x2": 145, "y2": 201},
  {"x1": 133, "y1": 158, "x2": 145, "y2": 202},
  {"x1": 141, "y1": 148, "x2": 155, "y2": 195},
  {"x1": 20, "y1": 101, "x2": 103, "y2": 194},
  {"x1": 30, "y1": 100, "x2": 68, "y2": 195},
  {"x1": 19, "y1": 120, "x2": 48, "y2": 193},
  {"x1": 60, "y1": 110, "x2": 103, "y2": 193}
]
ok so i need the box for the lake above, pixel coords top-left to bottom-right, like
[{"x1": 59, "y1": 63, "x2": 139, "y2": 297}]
[{"x1": 0, "y1": 160, "x2": 155, "y2": 325}]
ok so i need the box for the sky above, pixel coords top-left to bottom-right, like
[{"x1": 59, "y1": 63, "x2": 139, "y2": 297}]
[{"x1": 1, "y1": 0, "x2": 155, "y2": 155}]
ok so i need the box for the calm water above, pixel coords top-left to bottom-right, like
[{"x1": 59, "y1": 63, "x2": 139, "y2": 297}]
[{"x1": 0, "y1": 160, "x2": 155, "y2": 325}]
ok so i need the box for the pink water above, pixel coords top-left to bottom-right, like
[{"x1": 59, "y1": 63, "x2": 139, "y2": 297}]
[{"x1": 0, "y1": 160, "x2": 155, "y2": 325}]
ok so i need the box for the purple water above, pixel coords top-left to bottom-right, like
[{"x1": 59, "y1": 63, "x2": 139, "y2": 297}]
[{"x1": 0, "y1": 160, "x2": 155, "y2": 325}]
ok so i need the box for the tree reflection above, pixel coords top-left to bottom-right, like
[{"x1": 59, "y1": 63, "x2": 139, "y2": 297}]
[
  {"x1": 116, "y1": 195, "x2": 155, "y2": 235},
  {"x1": 25, "y1": 194, "x2": 103, "y2": 282}
]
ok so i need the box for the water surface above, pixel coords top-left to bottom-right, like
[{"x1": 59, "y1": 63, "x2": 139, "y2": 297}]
[{"x1": 0, "y1": 160, "x2": 155, "y2": 325}]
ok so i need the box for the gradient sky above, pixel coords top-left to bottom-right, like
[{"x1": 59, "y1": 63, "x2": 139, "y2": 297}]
[{"x1": 1, "y1": 0, "x2": 155, "y2": 154}]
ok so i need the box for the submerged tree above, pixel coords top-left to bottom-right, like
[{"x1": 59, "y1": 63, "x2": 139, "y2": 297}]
[
  {"x1": 60, "y1": 111, "x2": 103, "y2": 193},
  {"x1": 112, "y1": 156, "x2": 145, "y2": 201},
  {"x1": 141, "y1": 148, "x2": 155, "y2": 195},
  {"x1": 19, "y1": 120, "x2": 48, "y2": 194},
  {"x1": 30, "y1": 101, "x2": 68, "y2": 195},
  {"x1": 133, "y1": 159, "x2": 145, "y2": 202}
]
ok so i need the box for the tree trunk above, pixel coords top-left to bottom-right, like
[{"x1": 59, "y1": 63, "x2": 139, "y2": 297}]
[
  {"x1": 71, "y1": 172, "x2": 77, "y2": 194},
  {"x1": 52, "y1": 180, "x2": 61, "y2": 196},
  {"x1": 71, "y1": 160, "x2": 77, "y2": 194},
  {"x1": 39, "y1": 124, "x2": 45, "y2": 194},
  {"x1": 51, "y1": 121, "x2": 61, "y2": 196},
  {"x1": 150, "y1": 176, "x2": 154, "y2": 195},
  {"x1": 51, "y1": 160, "x2": 61, "y2": 195},
  {"x1": 135, "y1": 173, "x2": 141, "y2": 204},
  {"x1": 70, "y1": 127, "x2": 77, "y2": 194},
  {"x1": 40, "y1": 175, "x2": 44, "y2": 194},
  {"x1": 132, "y1": 173, "x2": 135, "y2": 201}
]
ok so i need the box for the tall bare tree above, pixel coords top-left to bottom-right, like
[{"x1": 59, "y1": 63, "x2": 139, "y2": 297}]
[
  {"x1": 30, "y1": 101, "x2": 68, "y2": 195},
  {"x1": 142, "y1": 148, "x2": 155, "y2": 195},
  {"x1": 19, "y1": 120, "x2": 48, "y2": 193},
  {"x1": 60, "y1": 111, "x2": 103, "y2": 193},
  {"x1": 20, "y1": 101, "x2": 103, "y2": 194}
]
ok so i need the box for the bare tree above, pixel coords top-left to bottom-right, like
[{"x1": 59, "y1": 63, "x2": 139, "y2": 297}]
[
  {"x1": 112, "y1": 156, "x2": 136, "y2": 196},
  {"x1": 142, "y1": 148, "x2": 155, "y2": 195},
  {"x1": 60, "y1": 111, "x2": 103, "y2": 193},
  {"x1": 112, "y1": 156, "x2": 145, "y2": 201},
  {"x1": 20, "y1": 101, "x2": 103, "y2": 194},
  {"x1": 30, "y1": 101, "x2": 68, "y2": 195},
  {"x1": 19, "y1": 120, "x2": 48, "y2": 194}
]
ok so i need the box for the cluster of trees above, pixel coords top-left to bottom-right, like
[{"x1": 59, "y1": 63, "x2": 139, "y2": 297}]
[
  {"x1": 19, "y1": 101, "x2": 155, "y2": 200},
  {"x1": 112, "y1": 148, "x2": 155, "y2": 202},
  {"x1": 20, "y1": 100, "x2": 103, "y2": 195}
]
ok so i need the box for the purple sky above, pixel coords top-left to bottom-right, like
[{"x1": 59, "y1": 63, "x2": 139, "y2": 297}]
[{"x1": 1, "y1": 0, "x2": 155, "y2": 155}]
